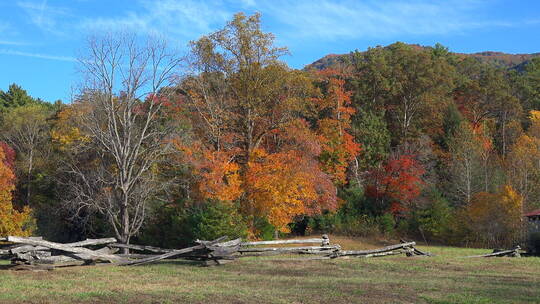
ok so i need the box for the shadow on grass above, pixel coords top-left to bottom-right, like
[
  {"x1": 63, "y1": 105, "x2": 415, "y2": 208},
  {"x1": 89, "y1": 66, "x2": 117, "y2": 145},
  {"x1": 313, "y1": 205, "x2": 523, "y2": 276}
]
[{"x1": 133, "y1": 259, "x2": 203, "y2": 267}]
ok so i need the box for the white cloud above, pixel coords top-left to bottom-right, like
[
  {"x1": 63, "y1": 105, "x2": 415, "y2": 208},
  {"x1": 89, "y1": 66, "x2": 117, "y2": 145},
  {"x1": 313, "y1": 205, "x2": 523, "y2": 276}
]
[
  {"x1": 0, "y1": 49, "x2": 76, "y2": 62},
  {"x1": 17, "y1": 0, "x2": 72, "y2": 35},
  {"x1": 80, "y1": 0, "x2": 233, "y2": 43},
  {"x1": 237, "y1": 0, "x2": 256, "y2": 7}
]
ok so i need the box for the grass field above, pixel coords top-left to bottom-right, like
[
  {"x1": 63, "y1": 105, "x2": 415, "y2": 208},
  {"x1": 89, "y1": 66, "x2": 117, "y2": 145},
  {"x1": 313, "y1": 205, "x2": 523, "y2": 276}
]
[{"x1": 0, "y1": 236, "x2": 539, "y2": 304}]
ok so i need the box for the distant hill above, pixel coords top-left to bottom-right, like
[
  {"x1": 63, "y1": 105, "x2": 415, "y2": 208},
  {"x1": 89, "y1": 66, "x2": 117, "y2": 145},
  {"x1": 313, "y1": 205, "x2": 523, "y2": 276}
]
[{"x1": 305, "y1": 44, "x2": 540, "y2": 71}]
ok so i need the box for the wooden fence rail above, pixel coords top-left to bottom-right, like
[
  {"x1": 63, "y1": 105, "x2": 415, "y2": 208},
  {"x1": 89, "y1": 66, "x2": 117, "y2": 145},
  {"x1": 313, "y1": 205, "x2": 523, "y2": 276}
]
[{"x1": 0, "y1": 234, "x2": 443, "y2": 271}]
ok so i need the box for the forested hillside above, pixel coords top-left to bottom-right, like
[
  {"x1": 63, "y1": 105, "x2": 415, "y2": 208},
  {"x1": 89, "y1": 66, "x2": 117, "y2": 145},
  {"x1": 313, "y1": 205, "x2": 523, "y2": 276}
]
[
  {"x1": 307, "y1": 44, "x2": 540, "y2": 71},
  {"x1": 1, "y1": 13, "x2": 539, "y2": 249}
]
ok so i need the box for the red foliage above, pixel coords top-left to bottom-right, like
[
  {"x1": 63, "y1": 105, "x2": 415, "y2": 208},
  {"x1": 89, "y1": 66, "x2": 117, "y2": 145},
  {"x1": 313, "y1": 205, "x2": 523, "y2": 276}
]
[
  {"x1": 0, "y1": 142, "x2": 16, "y2": 171},
  {"x1": 366, "y1": 155, "x2": 425, "y2": 215}
]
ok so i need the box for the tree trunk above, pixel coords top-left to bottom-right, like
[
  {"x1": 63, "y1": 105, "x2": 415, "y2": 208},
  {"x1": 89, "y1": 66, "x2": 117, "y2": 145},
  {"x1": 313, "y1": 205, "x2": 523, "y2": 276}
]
[{"x1": 26, "y1": 148, "x2": 33, "y2": 206}]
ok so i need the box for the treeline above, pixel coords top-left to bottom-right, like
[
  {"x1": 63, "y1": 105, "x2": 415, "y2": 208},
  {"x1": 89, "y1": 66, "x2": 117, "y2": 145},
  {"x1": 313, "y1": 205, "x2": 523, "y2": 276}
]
[{"x1": 1, "y1": 13, "x2": 539, "y2": 248}]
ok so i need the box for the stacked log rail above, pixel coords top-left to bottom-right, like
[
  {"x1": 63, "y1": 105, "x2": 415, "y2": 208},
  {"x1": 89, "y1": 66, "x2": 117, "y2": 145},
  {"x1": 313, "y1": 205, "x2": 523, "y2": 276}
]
[
  {"x1": 0, "y1": 236, "x2": 232, "y2": 270},
  {"x1": 0, "y1": 237, "x2": 123, "y2": 270},
  {"x1": 327, "y1": 241, "x2": 430, "y2": 258},
  {"x1": 237, "y1": 234, "x2": 340, "y2": 256},
  {"x1": 0, "y1": 234, "x2": 440, "y2": 271},
  {"x1": 463, "y1": 245, "x2": 521, "y2": 258}
]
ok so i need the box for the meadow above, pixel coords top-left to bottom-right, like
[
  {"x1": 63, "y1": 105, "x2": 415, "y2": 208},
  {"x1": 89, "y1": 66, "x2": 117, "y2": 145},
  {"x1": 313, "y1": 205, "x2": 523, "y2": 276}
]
[{"x1": 0, "y1": 236, "x2": 538, "y2": 304}]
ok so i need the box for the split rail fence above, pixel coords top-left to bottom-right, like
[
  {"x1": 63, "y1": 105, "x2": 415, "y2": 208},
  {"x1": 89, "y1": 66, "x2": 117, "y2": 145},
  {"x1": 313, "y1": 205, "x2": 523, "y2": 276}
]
[{"x1": 0, "y1": 234, "x2": 521, "y2": 271}]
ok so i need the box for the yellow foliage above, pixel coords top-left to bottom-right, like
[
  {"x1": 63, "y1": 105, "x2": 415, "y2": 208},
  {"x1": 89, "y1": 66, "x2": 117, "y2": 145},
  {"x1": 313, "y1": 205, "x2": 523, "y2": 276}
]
[
  {"x1": 530, "y1": 110, "x2": 540, "y2": 122},
  {"x1": 529, "y1": 110, "x2": 540, "y2": 138},
  {"x1": 508, "y1": 134, "x2": 540, "y2": 205},
  {"x1": 467, "y1": 185, "x2": 523, "y2": 247},
  {"x1": 246, "y1": 149, "x2": 318, "y2": 232},
  {"x1": 509, "y1": 135, "x2": 540, "y2": 169},
  {"x1": 0, "y1": 146, "x2": 33, "y2": 237},
  {"x1": 51, "y1": 104, "x2": 91, "y2": 149}
]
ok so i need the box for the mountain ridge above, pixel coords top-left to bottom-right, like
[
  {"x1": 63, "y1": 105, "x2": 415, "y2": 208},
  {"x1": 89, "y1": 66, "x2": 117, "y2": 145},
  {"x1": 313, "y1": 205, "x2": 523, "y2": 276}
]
[{"x1": 305, "y1": 43, "x2": 540, "y2": 71}]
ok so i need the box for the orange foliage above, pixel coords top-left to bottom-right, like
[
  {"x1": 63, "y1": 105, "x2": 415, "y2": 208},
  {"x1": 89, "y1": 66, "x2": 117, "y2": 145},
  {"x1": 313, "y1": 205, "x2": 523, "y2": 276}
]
[
  {"x1": 198, "y1": 151, "x2": 243, "y2": 202},
  {"x1": 170, "y1": 63, "x2": 359, "y2": 233},
  {"x1": 246, "y1": 149, "x2": 318, "y2": 231},
  {"x1": 314, "y1": 69, "x2": 361, "y2": 184},
  {"x1": 0, "y1": 144, "x2": 32, "y2": 236}
]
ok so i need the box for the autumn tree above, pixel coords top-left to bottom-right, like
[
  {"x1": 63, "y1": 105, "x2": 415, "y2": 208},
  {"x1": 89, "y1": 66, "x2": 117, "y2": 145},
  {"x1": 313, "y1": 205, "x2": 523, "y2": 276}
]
[
  {"x1": 507, "y1": 110, "x2": 540, "y2": 209},
  {"x1": 366, "y1": 154, "x2": 425, "y2": 216},
  {"x1": 59, "y1": 34, "x2": 182, "y2": 245},
  {"x1": 177, "y1": 13, "x2": 356, "y2": 233},
  {"x1": 467, "y1": 185, "x2": 523, "y2": 247},
  {"x1": 454, "y1": 61, "x2": 522, "y2": 156},
  {"x1": 312, "y1": 69, "x2": 360, "y2": 185},
  {"x1": 0, "y1": 143, "x2": 33, "y2": 236}
]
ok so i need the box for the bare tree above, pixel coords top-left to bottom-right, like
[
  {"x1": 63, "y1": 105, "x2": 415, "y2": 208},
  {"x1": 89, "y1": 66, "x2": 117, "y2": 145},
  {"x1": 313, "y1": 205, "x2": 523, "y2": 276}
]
[
  {"x1": 63, "y1": 34, "x2": 182, "y2": 245},
  {"x1": 447, "y1": 121, "x2": 483, "y2": 205}
]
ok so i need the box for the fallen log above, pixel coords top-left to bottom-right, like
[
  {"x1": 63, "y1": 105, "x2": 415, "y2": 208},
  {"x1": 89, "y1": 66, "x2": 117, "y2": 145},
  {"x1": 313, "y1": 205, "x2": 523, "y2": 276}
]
[
  {"x1": 6, "y1": 236, "x2": 125, "y2": 263},
  {"x1": 120, "y1": 236, "x2": 228, "y2": 266}
]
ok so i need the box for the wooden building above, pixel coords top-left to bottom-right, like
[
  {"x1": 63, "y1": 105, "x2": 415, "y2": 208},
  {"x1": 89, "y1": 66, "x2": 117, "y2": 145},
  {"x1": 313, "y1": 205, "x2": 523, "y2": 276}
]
[
  {"x1": 525, "y1": 209, "x2": 540, "y2": 234},
  {"x1": 525, "y1": 209, "x2": 540, "y2": 253}
]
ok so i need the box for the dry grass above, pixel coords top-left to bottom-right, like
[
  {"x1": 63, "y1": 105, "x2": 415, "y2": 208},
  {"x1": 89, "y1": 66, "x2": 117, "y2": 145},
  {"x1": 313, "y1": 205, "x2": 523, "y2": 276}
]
[{"x1": 0, "y1": 236, "x2": 538, "y2": 304}]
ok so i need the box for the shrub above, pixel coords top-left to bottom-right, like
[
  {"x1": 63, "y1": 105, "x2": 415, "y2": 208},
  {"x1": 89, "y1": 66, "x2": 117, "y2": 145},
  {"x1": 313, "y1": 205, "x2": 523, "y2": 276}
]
[
  {"x1": 189, "y1": 201, "x2": 248, "y2": 241},
  {"x1": 253, "y1": 217, "x2": 276, "y2": 240},
  {"x1": 407, "y1": 188, "x2": 453, "y2": 242},
  {"x1": 377, "y1": 213, "x2": 395, "y2": 236},
  {"x1": 333, "y1": 214, "x2": 381, "y2": 237},
  {"x1": 140, "y1": 200, "x2": 248, "y2": 248}
]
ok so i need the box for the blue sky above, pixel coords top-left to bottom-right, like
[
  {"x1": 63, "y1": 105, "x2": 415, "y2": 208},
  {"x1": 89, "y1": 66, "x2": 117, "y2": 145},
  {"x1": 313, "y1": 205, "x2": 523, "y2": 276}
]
[{"x1": 0, "y1": 0, "x2": 539, "y2": 102}]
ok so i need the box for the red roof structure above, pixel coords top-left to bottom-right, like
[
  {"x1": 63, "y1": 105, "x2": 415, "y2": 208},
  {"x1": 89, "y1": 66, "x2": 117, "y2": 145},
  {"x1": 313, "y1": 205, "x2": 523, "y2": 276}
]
[{"x1": 524, "y1": 209, "x2": 540, "y2": 217}]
